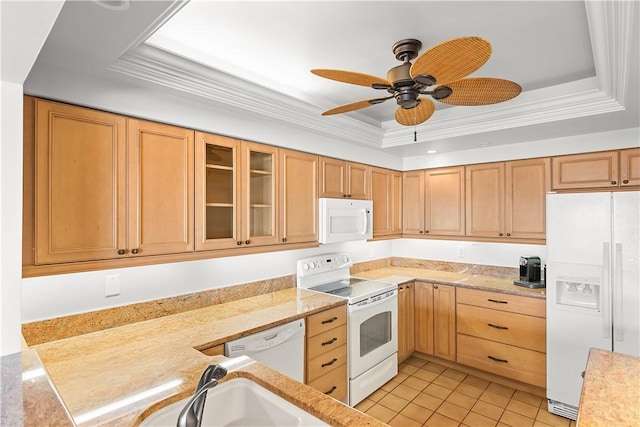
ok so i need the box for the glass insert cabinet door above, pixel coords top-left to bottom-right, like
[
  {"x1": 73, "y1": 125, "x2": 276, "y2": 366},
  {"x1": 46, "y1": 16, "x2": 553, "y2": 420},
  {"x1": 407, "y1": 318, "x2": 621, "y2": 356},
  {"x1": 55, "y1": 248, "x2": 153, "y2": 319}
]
[
  {"x1": 195, "y1": 132, "x2": 241, "y2": 250},
  {"x1": 195, "y1": 133, "x2": 278, "y2": 250},
  {"x1": 242, "y1": 142, "x2": 278, "y2": 246}
]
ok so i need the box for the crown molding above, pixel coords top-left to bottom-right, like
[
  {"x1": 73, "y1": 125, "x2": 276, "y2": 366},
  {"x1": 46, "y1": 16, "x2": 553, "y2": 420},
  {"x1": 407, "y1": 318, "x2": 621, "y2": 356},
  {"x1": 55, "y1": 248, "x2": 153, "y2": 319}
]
[{"x1": 108, "y1": 1, "x2": 633, "y2": 149}]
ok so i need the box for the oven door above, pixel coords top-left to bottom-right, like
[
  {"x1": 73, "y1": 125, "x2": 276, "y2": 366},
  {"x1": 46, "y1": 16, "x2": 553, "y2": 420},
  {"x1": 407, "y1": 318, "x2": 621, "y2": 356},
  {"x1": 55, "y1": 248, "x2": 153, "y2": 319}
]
[{"x1": 348, "y1": 289, "x2": 398, "y2": 379}]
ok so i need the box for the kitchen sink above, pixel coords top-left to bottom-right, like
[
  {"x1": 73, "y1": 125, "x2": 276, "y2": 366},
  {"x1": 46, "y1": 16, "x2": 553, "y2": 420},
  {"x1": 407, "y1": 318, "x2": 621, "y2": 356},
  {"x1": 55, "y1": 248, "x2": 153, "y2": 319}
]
[{"x1": 140, "y1": 378, "x2": 328, "y2": 426}]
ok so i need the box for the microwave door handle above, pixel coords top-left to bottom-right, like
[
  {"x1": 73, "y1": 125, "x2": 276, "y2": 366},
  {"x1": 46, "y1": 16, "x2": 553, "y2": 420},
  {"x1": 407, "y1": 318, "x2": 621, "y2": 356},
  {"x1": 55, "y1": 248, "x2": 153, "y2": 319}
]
[{"x1": 363, "y1": 208, "x2": 371, "y2": 236}]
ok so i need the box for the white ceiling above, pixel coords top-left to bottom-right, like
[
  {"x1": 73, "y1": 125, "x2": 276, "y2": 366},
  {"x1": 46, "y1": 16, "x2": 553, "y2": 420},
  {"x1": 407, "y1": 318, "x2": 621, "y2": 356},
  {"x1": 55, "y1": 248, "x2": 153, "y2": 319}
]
[{"x1": 29, "y1": 0, "x2": 639, "y2": 157}]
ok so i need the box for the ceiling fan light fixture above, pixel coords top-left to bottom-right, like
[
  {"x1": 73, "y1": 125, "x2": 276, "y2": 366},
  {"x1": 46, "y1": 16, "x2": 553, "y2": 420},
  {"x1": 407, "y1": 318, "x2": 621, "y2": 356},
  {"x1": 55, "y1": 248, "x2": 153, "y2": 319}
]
[
  {"x1": 395, "y1": 88, "x2": 420, "y2": 108},
  {"x1": 433, "y1": 85, "x2": 453, "y2": 100},
  {"x1": 413, "y1": 74, "x2": 436, "y2": 86}
]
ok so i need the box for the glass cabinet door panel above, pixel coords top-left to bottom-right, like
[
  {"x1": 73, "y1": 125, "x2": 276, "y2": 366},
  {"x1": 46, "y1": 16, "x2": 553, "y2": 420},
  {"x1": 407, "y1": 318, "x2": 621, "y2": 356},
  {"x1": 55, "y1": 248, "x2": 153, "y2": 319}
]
[
  {"x1": 205, "y1": 206, "x2": 234, "y2": 239},
  {"x1": 244, "y1": 144, "x2": 278, "y2": 245},
  {"x1": 206, "y1": 144, "x2": 234, "y2": 167},
  {"x1": 206, "y1": 167, "x2": 234, "y2": 205},
  {"x1": 195, "y1": 132, "x2": 241, "y2": 250}
]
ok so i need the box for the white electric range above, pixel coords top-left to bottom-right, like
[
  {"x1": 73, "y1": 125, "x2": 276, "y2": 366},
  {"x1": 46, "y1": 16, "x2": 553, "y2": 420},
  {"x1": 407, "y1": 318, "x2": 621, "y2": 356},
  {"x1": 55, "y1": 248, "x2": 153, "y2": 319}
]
[{"x1": 297, "y1": 253, "x2": 398, "y2": 406}]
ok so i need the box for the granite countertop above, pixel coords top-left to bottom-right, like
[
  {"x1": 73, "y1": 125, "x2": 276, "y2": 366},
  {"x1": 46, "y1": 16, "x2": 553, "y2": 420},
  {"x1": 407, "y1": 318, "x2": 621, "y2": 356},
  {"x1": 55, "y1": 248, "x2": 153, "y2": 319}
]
[
  {"x1": 20, "y1": 264, "x2": 545, "y2": 426},
  {"x1": 353, "y1": 266, "x2": 546, "y2": 298},
  {"x1": 29, "y1": 287, "x2": 384, "y2": 427},
  {"x1": 577, "y1": 348, "x2": 640, "y2": 426}
]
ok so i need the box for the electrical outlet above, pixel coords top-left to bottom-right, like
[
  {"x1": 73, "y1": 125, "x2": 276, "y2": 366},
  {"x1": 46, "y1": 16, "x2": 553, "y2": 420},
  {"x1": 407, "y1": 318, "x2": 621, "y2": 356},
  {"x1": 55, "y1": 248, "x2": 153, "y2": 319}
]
[
  {"x1": 105, "y1": 274, "x2": 120, "y2": 297},
  {"x1": 458, "y1": 246, "x2": 465, "y2": 258}
]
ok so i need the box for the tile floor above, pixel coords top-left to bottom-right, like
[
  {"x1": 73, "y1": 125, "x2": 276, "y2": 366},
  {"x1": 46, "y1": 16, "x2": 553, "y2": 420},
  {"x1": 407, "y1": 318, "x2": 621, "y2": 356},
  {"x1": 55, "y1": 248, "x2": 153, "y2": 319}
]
[{"x1": 355, "y1": 356, "x2": 577, "y2": 427}]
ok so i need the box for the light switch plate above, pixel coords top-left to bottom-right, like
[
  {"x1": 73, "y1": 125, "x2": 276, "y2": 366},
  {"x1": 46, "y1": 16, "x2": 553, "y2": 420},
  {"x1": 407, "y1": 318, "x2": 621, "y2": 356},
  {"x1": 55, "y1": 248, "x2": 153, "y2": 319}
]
[{"x1": 105, "y1": 274, "x2": 120, "y2": 297}]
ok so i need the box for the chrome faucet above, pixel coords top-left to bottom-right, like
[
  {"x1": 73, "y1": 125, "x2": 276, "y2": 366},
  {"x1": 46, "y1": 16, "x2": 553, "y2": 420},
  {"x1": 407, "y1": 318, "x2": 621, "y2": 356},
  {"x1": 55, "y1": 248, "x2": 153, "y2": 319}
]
[{"x1": 176, "y1": 364, "x2": 228, "y2": 427}]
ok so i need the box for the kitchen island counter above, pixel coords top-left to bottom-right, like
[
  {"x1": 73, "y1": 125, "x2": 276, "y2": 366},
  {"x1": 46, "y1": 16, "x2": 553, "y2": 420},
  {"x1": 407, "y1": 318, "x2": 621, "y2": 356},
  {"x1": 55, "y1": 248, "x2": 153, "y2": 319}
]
[
  {"x1": 577, "y1": 348, "x2": 640, "y2": 426},
  {"x1": 26, "y1": 288, "x2": 384, "y2": 426}
]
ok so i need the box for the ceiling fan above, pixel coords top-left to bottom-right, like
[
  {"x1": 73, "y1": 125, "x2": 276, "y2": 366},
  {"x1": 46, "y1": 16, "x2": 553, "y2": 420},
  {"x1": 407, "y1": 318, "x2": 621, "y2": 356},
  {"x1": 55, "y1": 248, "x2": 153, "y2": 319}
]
[{"x1": 311, "y1": 37, "x2": 522, "y2": 127}]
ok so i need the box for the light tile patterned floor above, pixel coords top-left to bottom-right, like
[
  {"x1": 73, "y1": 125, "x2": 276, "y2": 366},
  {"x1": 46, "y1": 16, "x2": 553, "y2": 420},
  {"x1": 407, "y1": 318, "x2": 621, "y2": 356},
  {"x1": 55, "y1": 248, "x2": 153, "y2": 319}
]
[{"x1": 355, "y1": 356, "x2": 577, "y2": 427}]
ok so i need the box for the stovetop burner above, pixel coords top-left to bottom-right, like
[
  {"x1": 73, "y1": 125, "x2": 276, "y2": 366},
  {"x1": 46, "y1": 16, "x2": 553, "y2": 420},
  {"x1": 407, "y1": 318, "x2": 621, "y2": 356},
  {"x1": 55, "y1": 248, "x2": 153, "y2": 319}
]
[{"x1": 297, "y1": 253, "x2": 397, "y2": 304}]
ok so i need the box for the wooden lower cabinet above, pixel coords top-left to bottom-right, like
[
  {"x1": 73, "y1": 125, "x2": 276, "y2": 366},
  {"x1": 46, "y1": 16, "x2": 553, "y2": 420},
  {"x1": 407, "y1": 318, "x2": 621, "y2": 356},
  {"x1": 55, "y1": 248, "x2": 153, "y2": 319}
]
[
  {"x1": 305, "y1": 305, "x2": 347, "y2": 401},
  {"x1": 456, "y1": 287, "x2": 546, "y2": 388},
  {"x1": 397, "y1": 282, "x2": 415, "y2": 362},
  {"x1": 414, "y1": 282, "x2": 456, "y2": 361}
]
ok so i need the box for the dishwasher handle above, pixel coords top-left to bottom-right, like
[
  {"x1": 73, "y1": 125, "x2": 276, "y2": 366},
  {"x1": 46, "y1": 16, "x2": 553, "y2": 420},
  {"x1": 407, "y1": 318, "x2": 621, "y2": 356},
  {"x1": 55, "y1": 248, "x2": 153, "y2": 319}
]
[{"x1": 226, "y1": 320, "x2": 305, "y2": 355}]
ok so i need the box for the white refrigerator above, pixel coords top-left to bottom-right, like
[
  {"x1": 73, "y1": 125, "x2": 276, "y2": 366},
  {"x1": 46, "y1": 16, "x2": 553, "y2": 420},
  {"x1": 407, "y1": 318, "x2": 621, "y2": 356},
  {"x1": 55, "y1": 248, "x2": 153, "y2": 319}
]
[{"x1": 546, "y1": 191, "x2": 640, "y2": 420}]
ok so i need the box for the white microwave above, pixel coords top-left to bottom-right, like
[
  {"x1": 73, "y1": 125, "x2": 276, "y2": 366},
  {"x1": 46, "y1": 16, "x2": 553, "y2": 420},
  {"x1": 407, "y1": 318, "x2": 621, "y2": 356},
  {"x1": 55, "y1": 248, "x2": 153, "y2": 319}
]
[{"x1": 319, "y1": 198, "x2": 373, "y2": 244}]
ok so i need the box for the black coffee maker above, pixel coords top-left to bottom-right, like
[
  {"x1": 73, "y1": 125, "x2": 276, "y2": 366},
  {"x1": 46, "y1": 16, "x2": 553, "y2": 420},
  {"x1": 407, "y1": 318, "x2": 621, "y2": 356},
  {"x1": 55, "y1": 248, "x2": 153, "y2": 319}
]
[{"x1": 514, "y1": 256, "x2": 545, "y2": 288}]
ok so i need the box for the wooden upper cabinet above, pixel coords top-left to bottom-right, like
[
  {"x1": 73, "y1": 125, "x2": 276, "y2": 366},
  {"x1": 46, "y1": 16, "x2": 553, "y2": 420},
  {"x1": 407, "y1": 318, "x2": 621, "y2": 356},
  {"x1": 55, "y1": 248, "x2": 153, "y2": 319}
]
[
  {"x1": 241, "y1": 141, "x2": 279, "y2": 247},
  {"x1": 402, "y1": 170, "x2": 425, "y2": 236},
  {"x1": 425, "y1": 167, "x2": 465, "y2": 236},
  {"x1": 466, "y1": 162, "x2": 505, "y2": 238},
  {"x1": 403, "y1": 167, "x2": 465, "y2": 237},
  {"x1": 620, "y1": 148, "x2": 640, "y2": 186},
  {"x1": 195, "y1": 134, "x2": 278, "y2": 249},
  {"x1": 33, "y1": 101, "x2": 194, "y2": 264},
  {"x1": 279, "y1": 149, "x2": 318, "y2": 244},
  {"x1": 127, "y1": 119, "x2": 194, "y2": 257},
  {"x1": 371, "y1": 166, "x2": 402, "y2": 237},
  {"x1": 195, "y1": 132, "x2": 242, "y2": 251},
  {"x1": 318, "y1": 156, "x2": 370, "y2": 199},
  {"x1": 552, "y1": 151, "x2": 619, "y2": 189},
  {"x1": 467, "y1": 159, "x2": 549, "y2": 240},
  {"x1": 505, "y1": 158, "x2": 550, "y2": 240},
  {"x1": 391, "y1": 171, "x2": 403, "y2": 235},
  {"x1": 34, "y1": 99, "x2": 128, "y2": 264}
]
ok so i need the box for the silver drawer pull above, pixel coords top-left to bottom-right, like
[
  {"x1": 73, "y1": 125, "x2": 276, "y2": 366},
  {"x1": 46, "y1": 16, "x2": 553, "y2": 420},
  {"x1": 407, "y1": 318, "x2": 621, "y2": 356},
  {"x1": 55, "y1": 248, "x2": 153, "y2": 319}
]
[
  {"x1": 488, "y1": 298, "x2": 508, "y2": 304},
  {"x1": 321, "y1": 358, "x2": 338, "y2": 368},
  {"x1": 488, "y1": 323, "x2": 509, "y2": 330},
  {"x1": 488, "y1": 355, "x2": 509, "y2": 363},
  {"x1": 321, "y1": 317, "x2": 338, "y2": 324}
]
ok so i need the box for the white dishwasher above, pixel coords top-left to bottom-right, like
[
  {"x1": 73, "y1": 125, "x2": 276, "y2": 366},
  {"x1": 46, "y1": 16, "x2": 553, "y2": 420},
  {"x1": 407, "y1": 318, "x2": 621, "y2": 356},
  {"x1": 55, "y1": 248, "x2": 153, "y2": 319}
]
[{"x1": 224, "y1": 319, "x2": 305, "y2": 382}]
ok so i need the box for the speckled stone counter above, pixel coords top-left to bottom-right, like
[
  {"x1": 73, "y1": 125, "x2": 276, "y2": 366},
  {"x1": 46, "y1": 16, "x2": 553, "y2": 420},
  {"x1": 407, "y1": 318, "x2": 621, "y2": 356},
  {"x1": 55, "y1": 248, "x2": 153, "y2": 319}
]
[
  {"x1": 577, "y1": 348, "x2": 640, "y2": 426},
  {"x1": 1, "y1": 349, "x2": 74, "y2": 426},
  {"x1": 353, "y1": 266, "x2": 546, "y2": 298},
  {"x1": 30, "y1": 288, "x2": 384, "y2": 426}
]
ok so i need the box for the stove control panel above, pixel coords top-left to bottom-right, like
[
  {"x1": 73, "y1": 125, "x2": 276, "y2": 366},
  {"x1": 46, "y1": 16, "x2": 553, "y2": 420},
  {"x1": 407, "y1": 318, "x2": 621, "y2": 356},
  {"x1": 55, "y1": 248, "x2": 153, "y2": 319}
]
[{"x1": 297, "y1": 253, "x2": 353, "y2": 278}]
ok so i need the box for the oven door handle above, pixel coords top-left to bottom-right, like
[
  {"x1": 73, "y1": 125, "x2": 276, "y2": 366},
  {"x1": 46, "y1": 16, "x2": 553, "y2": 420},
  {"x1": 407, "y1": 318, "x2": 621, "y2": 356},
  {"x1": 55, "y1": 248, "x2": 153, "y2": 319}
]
[{"x1": 349, "y1": 291, "x2": 397, "y2": 312}]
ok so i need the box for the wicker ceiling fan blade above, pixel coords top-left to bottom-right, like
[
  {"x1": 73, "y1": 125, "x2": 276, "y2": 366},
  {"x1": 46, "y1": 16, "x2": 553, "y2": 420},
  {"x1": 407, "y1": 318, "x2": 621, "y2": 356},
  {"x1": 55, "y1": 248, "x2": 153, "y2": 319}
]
[
  {"x1": 410, "y1": 36, "x2": 492, "y2": 86},
  {"x1": 437, "y1": 78, "x2": 522, "y2": 106},
  {"x1": 395, "y1": 98, "x2": 435, "y2": 126},
  {"x1": 322, "y1": 97, "x2": 389, "y2": 116},
  {"x1": 311, "y1": 69, "x2": 390, "y2": 88}
]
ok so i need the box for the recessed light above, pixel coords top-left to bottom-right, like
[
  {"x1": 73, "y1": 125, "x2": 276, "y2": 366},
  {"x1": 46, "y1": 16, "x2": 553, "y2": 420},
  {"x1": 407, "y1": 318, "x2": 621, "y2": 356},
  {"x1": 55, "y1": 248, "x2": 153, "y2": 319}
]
[{"x1": 427, "y1": 150, "x2": 437, "y2": 154}]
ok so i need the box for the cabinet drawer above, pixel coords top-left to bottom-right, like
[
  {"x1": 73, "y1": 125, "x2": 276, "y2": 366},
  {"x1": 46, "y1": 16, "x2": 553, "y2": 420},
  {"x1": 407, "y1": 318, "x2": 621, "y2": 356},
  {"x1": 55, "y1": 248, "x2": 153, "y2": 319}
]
[
  {"x1": 306, "y1": 344, "x2": 347, "y2": 383},
  {"x1": 457, "y1": 287, "x2": 545, "y2": 318},
  {"x1": 457, "y1": 334, "x2": 546, "y2": 388},
  {"x1": 457, "y1": 304, "x2": 546, "y2": 352},
  {"x1": 307, "y1": 305, "x2": 347, "y2": 337},
  {"x1": 307, "y1": 363, "x2": 347, "y2": 401},
  {"x1": 306, "y1": 326, "x2": 347, "y2": 360}
]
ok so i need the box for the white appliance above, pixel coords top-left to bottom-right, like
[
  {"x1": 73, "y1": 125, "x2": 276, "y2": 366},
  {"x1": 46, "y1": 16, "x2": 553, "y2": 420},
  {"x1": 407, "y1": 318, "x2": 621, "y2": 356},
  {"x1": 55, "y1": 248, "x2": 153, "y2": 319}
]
[
  {"x1": 546, "y1": 191, "x2": 640, "y2": 420},
  {"x1": 297, "y1": 253, "x2": 398, "y2": 406},
  {"x1": 225, "y1": 319, "x2": 305, "y2": 382},
  {"x1": 318, "y1": 198, "x2": 373, "y2": 244}
]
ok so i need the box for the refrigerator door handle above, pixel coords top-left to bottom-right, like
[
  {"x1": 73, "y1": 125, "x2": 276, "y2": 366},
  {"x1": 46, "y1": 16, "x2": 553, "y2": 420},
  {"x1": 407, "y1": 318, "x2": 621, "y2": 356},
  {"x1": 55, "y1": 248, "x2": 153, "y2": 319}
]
[
  {"x1": 602, "y1": 242, "x2": 611, "y2": 339},
  {"x1": 614, "y1": 243, "x2": 623, "y2": 341}
]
